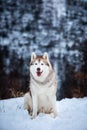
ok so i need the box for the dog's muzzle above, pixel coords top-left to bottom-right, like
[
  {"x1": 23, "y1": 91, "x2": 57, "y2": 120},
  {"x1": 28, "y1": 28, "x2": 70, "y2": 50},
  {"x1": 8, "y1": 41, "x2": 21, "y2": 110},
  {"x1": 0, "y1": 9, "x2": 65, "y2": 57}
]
[{"x1": 36, "y1": 68, "x2": 43, "y2": 77}]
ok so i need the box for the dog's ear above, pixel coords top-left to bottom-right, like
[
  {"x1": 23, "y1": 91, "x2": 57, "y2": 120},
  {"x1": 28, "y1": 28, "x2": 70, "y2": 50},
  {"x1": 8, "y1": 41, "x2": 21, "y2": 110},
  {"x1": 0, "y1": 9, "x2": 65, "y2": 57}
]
[
  {"x1": 43, "y1": 52, "x2": 49, "y2": 60},
  {"x1": 31, "y1": 52, "x2": 37, "y2": 61},
  {"x1": 43, "y1": 52, "x2": 52, "y2": 69}
]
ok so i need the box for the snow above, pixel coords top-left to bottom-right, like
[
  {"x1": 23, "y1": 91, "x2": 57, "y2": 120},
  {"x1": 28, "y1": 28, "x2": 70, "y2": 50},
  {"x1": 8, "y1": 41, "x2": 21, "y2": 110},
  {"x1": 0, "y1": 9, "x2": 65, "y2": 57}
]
[{"x1": 0, "y1": 97, "x2": 87, "y2": 130}]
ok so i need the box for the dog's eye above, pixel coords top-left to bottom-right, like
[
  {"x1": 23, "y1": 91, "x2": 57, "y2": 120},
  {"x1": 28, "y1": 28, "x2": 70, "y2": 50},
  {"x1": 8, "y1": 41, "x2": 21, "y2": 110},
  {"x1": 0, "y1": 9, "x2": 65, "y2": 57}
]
[
  {"x1": 41, "y1": 63, "x2": 44, "y2": 65},
  {"x1": 35, "y1": 63, "x2": 37, "y2": 65}
]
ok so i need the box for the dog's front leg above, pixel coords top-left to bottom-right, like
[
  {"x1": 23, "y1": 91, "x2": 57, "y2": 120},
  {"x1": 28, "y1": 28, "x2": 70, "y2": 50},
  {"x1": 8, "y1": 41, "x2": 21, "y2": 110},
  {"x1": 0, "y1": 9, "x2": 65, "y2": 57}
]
[
  {"x1": 48, "y1": 95, "x2": 58, "y2": 117},
  {"x1": 31, "y1": 95, "x2": 38, "y2": 119}
]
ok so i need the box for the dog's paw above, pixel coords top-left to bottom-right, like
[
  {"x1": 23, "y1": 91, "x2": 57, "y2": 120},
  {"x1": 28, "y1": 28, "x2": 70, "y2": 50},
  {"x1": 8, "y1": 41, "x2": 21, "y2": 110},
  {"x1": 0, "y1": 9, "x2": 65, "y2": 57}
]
[{"x1": 31, "y1": 113, "x2": 37, "y2": 119}]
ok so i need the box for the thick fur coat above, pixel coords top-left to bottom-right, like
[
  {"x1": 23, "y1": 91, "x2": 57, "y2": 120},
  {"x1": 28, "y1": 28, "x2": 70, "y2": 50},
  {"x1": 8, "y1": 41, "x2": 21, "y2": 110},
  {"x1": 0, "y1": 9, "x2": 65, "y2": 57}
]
[{"x1": 24, "y1": 52, "x2": 58, "y2": 118}]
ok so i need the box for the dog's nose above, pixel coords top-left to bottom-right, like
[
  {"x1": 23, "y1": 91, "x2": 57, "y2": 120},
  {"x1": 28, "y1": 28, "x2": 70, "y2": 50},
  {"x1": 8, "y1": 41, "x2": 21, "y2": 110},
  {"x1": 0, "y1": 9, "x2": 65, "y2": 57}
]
[{"x1": 37, "y1": 68, "x2": 40, "y2": 71}]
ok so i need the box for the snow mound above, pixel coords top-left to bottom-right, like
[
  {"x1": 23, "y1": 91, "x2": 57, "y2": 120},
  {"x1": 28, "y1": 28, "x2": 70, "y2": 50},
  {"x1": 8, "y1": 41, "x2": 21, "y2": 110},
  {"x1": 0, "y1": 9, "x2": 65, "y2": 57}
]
[{"x1": 0, "y1": 97, "x2": 87, "y2": 130}]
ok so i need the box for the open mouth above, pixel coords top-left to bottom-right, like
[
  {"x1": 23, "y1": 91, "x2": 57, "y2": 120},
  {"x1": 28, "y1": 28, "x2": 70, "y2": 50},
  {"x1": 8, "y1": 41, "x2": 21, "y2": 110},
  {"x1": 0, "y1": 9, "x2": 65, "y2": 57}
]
[{"x1": 36, "y1": 71, "x2": 43, "y2": 77}]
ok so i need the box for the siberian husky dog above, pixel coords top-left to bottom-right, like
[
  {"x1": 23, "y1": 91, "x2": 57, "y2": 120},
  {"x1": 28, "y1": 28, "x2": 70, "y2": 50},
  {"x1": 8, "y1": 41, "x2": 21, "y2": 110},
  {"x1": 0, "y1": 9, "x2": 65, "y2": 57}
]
[{"x1": 24, "y1": 52, "x2": 58, "y2": 119}]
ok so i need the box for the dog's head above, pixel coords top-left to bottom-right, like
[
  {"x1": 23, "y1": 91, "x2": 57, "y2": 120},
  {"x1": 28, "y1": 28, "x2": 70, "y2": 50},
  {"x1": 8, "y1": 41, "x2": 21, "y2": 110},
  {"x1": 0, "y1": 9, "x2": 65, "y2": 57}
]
[{"x1": 30, "y1": 52, "x2": 52, "y2": 82}]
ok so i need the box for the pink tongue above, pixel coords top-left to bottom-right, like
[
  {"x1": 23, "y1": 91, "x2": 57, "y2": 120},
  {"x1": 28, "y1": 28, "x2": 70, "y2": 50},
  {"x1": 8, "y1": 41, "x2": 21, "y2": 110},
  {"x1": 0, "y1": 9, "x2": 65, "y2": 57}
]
[{"x1": 37, "y1": 72, "x2": 41, "y2": 77}]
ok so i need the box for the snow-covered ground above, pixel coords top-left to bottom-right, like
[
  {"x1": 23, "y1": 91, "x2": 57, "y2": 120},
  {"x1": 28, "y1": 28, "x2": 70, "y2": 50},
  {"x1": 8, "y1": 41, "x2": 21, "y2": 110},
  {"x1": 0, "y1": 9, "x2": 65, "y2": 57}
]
[{"x1": 0, "y1": 97, "x2": 87, "y2": 130}]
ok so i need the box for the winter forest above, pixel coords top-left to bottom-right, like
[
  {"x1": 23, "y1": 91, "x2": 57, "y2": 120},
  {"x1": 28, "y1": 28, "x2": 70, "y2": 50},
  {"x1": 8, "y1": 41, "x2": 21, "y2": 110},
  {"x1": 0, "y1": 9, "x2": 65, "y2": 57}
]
[{"x1": 0, "y1": 0, "x2": 87, "y2": 100}]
